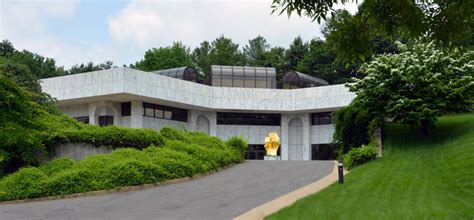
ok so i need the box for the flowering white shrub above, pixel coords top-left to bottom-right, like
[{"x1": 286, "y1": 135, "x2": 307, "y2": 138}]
[{"x1": 349, "y1": 42, "x2": 473, "y2": 135}]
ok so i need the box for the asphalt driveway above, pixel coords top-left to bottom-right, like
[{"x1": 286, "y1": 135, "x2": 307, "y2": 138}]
[{"x1": 0, "y1": 160, "x2": 333, "y2": 220}]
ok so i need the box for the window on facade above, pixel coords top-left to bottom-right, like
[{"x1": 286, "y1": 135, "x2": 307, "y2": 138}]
[
  {"x1": 217, "y1": 112, "x2": 281, "y2": 126},
  {"x1": 121, "y1": 102, "x2": 131, "y2": 116},
  {"x1": 142, "y1": 102, "x2": 188, "y2": 122},
  {"x1": 98, "y1": 115, "x2": 113, "y2": 127},
  {"x1": 311, "y1": 144, "x2": 336, "y2": 160},
  {"x1": 145, "y1": 108, "x2": 154, "y2": 117},
  {"x1": 154, "y1": 109, "x2": 163, "y2": 118},
  {"x1": 311, "y1": 112, "x2": 333, "y2": 125},
  {"x1": 74, "y1": 116, "x2": 89, "y2": 124},
  {"x1": 164, "y1": 111, "x2": 172, "y2": 119}
]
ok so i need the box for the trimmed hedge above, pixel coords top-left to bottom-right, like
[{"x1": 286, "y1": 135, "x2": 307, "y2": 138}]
[
  {"x1": 0, "y1": 128, "x2": 248, "y2": 201},
  {"x1": 342, "y1": 143, "x2": 377, "y2": 169},
  {"x1": 43, "y1": 125, "x2": 166, "y2": 150}
]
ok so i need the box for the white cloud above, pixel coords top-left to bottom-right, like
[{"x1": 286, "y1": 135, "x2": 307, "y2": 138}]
[
  {"x1": 0, "y1": 0, "x2": 359, "y2": 68},
  {"x1": 107, "y1": 0, "x2": 359, "y2": 50},
  {"x1": 0, "y1": 0, "x2": 116, "y2": 68}
]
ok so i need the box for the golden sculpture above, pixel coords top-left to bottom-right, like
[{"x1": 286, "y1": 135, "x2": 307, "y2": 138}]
[{"x1": 264, "y1": 132, "x2": 280, "y2": 156}]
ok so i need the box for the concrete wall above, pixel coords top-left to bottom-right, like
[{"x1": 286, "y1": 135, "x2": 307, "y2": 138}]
[
  {"x1": 53, "y1": 143, "x2": 112, "y2": 161},
  {"x1": 142, "y1": 116, "x2": 188, "y2": 131}
]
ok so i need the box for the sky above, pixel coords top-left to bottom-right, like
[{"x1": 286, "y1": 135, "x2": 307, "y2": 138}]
[{"x1": 0, "y1": 0, "x2": 358, "y2": 68}]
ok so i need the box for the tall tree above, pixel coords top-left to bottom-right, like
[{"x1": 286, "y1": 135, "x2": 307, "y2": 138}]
[
  {"x1": 296, "y1": 38, "x2": 349, "y2": 84},
  {"x1": 264, "y1": 47, "x2": 286, "y2": 79},
  {"x1": 0, "y1": 40, "x2": 14, "y2": 56},
  {"x1": 244, "y1": 36, "x2": 270, "y2": 66},
  {"x1": 0, "y1": 40, "x2": 65, "y2": 93},
  {"x1": 284, "y1": 36, "x2": 308, "y2": 71},
  {"x1": 132, "y1": 42, "x2": 194, "y2": 71},
  {"x1": 208, "y1": 35, "x2": 245, "y2": 67},
  {"x1": 68, "y1": 61, "x2": 114, "y2": 74},
  {"x1": 192, "y1": 41, "x2": 212, "y2": 78}
]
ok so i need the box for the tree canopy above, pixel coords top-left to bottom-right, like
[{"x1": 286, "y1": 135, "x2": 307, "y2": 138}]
[
  {"x1": 349, "y1": 41, "x2": 474, "y2": 135},
  {"x1": 272, "y1": 0, "x2": 474, "y2": 66},
  {"x1": 133, "y1": 42, "x2": 195, "y2": 72}
]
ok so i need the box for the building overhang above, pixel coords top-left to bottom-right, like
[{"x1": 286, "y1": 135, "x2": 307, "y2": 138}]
[{"x1": 41, "y1": 68, "x2": 356, "y2": 113}]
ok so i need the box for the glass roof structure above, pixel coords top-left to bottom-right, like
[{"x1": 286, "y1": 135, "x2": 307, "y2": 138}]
[
  {"x1": 281, "y1": 71, "x2": 329, "y2": 89},
  {"x1": 211, "y1": 65, "x2": 277, "y2": 89},
  {"x1": 152, "y1": 67, "x2": 198, "y2": 82}
]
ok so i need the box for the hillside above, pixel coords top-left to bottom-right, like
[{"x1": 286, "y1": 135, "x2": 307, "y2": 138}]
[{"x1": 267, "y1": 114, "x2": 474, "y2": 219}]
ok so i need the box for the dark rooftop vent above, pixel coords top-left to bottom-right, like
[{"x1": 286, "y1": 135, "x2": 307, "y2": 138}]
[{"x1": 281, "y1": 70, "x2": 329, "y2": 89}]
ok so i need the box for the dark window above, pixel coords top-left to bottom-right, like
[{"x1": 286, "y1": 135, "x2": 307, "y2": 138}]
[
  {"x1": 311, "y1": 144, "x2": 336, "y2": 160},
  {"x1": 142, "y1": 102, "x2": 188, "y2": 122},
  {"x1": 217, "y1": 112, "x2": 281, "y2": 126},
  {"x1": 74, "y1": 116, "x2": 89, "y2": 124},
  {"x1": 311, "y1": 112, "x2": 333, "y2": 125},
  {"x1": 98, "y1": 115, "x2": 113, "y2": 127},
  {"x1": 244, "y1": 144, "x2": 281, "y2": 160},
  {"x1": 121, "y1": 102, "x2": 131, "y2": 116}
]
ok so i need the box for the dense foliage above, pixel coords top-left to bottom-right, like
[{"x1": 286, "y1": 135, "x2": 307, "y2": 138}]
[
  {"x1": 0, "y1": 73, "x2": 170, "y2": 176},
  {"x1": 349, "y1": 41, "x2": 474, "y2": 135},
  {"x1": 132, "y1": 42, "x2": 196, "y2": 72},
  {"x1": 0, "y1": 130, "x2": 247, "y2": 201},
  {"x1": 332, "y1": 103, "x2": 374, "y2": 154},
  {"x1": 272, "y1": 0, "x2": 474, "y2": 64}
]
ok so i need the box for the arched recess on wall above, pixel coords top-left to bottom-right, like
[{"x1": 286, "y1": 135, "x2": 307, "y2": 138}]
[
  {"x1": 196, "y1": 115, "x2": 210, "y2": 135},
  {"x1": 288, "y1": 117, "x2": 304, "y2": 160}
]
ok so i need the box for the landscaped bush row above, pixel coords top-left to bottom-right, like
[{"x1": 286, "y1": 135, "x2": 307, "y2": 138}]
[
  {"x1": 43, "y1": 124, "x2": 166, "y2": 150},
  {"x1": 0, "y1": 128, "x2": 247, "y2": 201},
  {"x1": 342, "y1": 142, "x2": 376, "y2": 169}
]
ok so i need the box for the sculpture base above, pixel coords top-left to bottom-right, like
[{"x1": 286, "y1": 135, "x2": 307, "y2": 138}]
[{"x1": 264, "y1": 155, "x2": 280, "y2": 160}]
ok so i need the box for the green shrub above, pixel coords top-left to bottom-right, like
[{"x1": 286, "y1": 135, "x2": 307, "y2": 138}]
[
  {"x1": 160, "y1": 127, "x2": 189, "y2": 142},
  {"x1": 343, "y1": 143, "x2": 377, "y2": 169},
  {"x1": 39, "y1": 158, "x2": 75, "y2": 176},
  {"x1": 0, "y1": 167, "x2": 46, "y2": 201},
  {"x1": 47, "y1": 126, "x2": 166, "y2": 150},
  {"x1": 102, "y1": 159, "x2": 167, "y2": 187},
  {"x1": 225, "y1": 136, "x2": 248, "y2": 160},
  {"x1": 144, "y1": 146, "x2": 202, "y2": 176},
  {"x1": 0, "y1": 128, "x2": 244, "y2": 201},
  {"x1": 40, "y1": 169, "x2": 96, "y2": 196}
]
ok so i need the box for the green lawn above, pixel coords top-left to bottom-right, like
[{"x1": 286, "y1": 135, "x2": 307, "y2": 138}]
[{"x1": 266, "y1": 114, "x2": 474, "y2": 219}]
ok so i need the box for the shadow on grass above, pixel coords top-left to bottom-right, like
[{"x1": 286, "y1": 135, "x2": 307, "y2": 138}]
[{"x1": 384, "y1": 113, "x2": 474, "y2": 151}]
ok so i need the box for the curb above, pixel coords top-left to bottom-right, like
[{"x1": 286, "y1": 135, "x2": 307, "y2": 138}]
[
  {"x1": 234, "y1": 161, "x2": 348, "y2": 220},
  {"x1": 0, "y1": 164, "x2": 234, "y2": 205}
]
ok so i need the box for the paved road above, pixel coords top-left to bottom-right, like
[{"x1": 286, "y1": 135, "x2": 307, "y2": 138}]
[{"x1": 0, "y1": 160, "x2": 333, "y2": 220}]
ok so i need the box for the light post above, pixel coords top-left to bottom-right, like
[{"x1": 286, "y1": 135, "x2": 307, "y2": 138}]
[{"x1": 338, "y1": 160, "x2": 344, "y2": 184}]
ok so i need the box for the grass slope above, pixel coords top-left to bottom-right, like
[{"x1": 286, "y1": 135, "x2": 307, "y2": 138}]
[{"x1": 267, "y1": 114, "x2": 474, "y2": 219}]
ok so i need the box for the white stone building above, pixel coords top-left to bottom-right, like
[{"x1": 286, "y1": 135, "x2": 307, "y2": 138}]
[{"x1": 41, "y1": 66, "x2": 356, "y2": 160}]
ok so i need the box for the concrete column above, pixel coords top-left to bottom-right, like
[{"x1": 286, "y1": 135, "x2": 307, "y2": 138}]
[
  {"x1": 208, "y1": 112, "x2": 217, "y2": 137},
  {"x1": 88, "y1": 102, "x2": 98, "y2": 125},
  {"x1": 302, "y1": 113, "x2": 311, "y2": 160},
  {"x1": 130, "y1": 100, "x2": 143, "y2": 128},
  {"x1": 280, "y1": 114, "x2": 289, "y2": 160}
]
